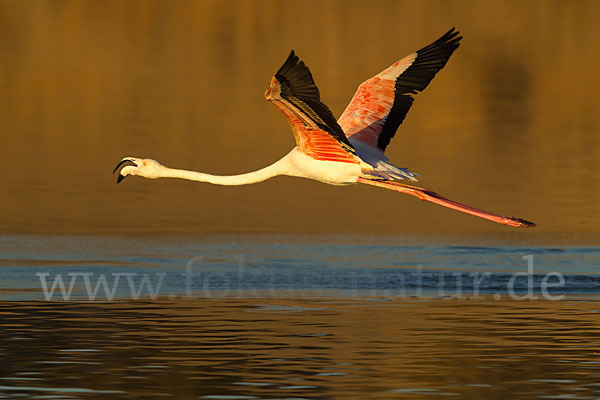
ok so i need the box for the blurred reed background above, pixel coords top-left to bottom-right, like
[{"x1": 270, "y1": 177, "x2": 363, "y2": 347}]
[{"x1": 1, "y1": 0, "x2": 598, "y2": 240}]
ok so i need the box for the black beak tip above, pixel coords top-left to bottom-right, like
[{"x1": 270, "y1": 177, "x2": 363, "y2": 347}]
[
  {"x1": 512, "y1": 217, "x2": 536, "y2": 228},
  {"x1": 117, "y1": 174, "x2": 126, "y2": 184}
]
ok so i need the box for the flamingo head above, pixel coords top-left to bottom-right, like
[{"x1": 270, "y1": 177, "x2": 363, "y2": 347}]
[{"x1": 113, "y1": 157, "x2": 165, "y2": 183}]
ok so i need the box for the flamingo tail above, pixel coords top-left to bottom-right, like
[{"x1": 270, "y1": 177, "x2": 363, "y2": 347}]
[{"x1": 357, "y1": 177, "x2": 535, "y2": 228}]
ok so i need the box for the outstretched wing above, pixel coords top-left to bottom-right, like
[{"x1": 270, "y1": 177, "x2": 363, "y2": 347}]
[
  {"x1": 266, "y1": 51, "x2": 360, "y2": 164},
  {"x1": 338, "y1": 28, "x2": 462, "y2": 152}
]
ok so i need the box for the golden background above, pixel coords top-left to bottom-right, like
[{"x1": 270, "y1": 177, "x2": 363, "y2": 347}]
[{"x1": 1, "y1": 0, "x2": 598, "y2": 240}]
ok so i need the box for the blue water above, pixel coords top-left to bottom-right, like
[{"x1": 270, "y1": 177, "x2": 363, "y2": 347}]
[
  {"x1": 2, "y1": 234, "x2": 600, "y2": 399},
  {"x1": 1, "y1": 235, "x2": 599, "y2": 301}
]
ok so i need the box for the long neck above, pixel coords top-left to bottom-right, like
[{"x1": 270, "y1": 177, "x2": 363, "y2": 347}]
[{"x1": 159, "y1": 157, "x2": 290, "y2": 186}]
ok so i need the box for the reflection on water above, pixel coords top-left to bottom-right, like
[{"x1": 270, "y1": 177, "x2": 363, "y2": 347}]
[
  {"x1": 2, "y1": 298, "x2": 600, "y2": 399},
  {"x1": 1, "y1": 234, "x2": 599, "y2": 301},
  {"x1": 481, "y1": 44, "x2": 532, "y2": 150},
  {"x1": 1, "y1": 235, "x2": 599, "y2": 398},
  {"x1": 0, "y1": 1, "x2": 599, "y2": 237}
]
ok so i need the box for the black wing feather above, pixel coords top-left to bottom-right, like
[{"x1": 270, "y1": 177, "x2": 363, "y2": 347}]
[
  {"x1": 275, "y1": 51, "x2": 356, "y2": 151},
  {"x1": 377, "y1": 28, "x2": 462, "y2": 151}
]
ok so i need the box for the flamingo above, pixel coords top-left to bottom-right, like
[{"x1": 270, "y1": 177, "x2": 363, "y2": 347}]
[{"x1": 114, "y1": 28, "x2": 535, "y2": 228}]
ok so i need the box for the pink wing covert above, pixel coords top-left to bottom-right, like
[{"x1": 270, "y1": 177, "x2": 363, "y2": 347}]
[
  {"x1": 338, "y1": 54, "x2": 416, "y2": 149},
  {"x1": 339, "y1": 28, "x2": 462, "y2": 152}
]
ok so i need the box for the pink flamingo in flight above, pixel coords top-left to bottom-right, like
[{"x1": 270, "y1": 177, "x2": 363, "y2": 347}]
[{"x1": 114, "y1": 28, "x2": 535, "y2": 228}]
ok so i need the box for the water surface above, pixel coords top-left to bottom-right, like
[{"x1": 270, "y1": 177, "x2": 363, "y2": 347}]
[
  {"x1": 2, "y1": 298, "x2": 600, "y2": 399},
  {"x1": 1, "y1": 0, "x2": 599, "y2": 236},
  {"x1": 2, "y1": 235, "x2": 600, "y2": 399},
  {"x1": 2, "y1": 234, "x2": 600, "y2": 300},
  {"x1": 2, "y1": 1, "x2": 600, "y2": 398}
]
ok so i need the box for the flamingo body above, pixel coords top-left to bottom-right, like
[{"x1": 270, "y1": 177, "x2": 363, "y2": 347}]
[
  {"x1": 114, "y1": 28, "x2": 535, "y2": 228},
  {"x1": 283, "y1": 148, "x2": 362, "y2": 185}
]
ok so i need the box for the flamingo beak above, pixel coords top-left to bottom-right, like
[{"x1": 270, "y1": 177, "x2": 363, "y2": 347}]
[
  {"x1": 511, "y1": 217, "x2": 537, "y2": 228},
  {"x1": 113, "y1": 159, "x2": 138, "y2": 184}
]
